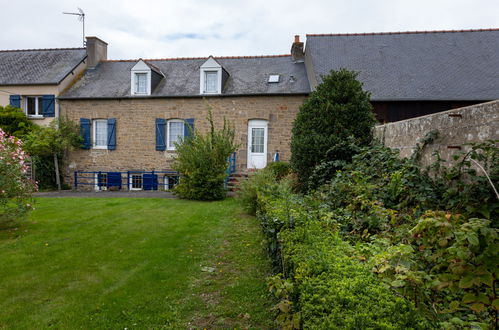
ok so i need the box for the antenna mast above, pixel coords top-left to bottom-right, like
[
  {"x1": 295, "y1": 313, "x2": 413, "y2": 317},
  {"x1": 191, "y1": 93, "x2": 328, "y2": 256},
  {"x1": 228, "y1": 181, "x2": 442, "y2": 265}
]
[{"x1": 63, "y1": 8, "x2": 85, "y2": 47}]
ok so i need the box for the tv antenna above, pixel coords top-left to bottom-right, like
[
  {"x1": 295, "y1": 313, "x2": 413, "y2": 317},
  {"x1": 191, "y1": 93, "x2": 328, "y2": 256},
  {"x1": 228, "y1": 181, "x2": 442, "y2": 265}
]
[{"x1": 63, "y1": 7, "x2": 85, "y2": 47}]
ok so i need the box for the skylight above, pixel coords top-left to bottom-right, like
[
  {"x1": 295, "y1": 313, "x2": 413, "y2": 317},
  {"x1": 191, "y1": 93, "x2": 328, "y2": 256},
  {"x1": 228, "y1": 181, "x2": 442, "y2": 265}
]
[{"x1": 268, "y1": 74, "x2": 280, "y2": 83}]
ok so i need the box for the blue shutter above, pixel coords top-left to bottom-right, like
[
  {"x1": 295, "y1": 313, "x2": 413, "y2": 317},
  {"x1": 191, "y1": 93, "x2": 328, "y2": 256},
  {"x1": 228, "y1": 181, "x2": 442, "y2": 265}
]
[
  {"x1": 184, "y1": 118, "x2": 195, "y2": 138},
  {"x1": 107, "y1": 172, "x2": 122, "y2": 189},
  {"x1": 9, "y1": 95, "x2": 21, "y2": 108},
  {"x1": 80, "y1": 118, "x2": 91, "y2": 149},
  {"x1": 143, "y1": 173, "x2": 158, "y2": 191},
  {"x1": 41, "y1": 95, "x2": 55, "y2": 117},
  {"x1": 107, "y1": 118, "x2": 116, "y2": 150},
  {"x1": 155, "y1": 118, "x2": 166, "y2": 151}
]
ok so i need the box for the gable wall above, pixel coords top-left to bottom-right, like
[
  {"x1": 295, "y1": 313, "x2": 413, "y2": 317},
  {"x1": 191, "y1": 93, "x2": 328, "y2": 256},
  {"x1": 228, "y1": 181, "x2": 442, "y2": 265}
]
[{"x1": 59, "y1": 95, "x2": 305, "y2": 183}]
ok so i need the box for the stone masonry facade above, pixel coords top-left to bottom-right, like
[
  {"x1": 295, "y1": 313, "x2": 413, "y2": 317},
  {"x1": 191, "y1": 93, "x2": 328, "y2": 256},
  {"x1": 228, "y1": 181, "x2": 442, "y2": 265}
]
[
  {"x1": 60, "y1": 95, "x2": 305, "y2": 185},
  {"x1": 374, "y1": 100, "x2": 499, "y2": 166}
]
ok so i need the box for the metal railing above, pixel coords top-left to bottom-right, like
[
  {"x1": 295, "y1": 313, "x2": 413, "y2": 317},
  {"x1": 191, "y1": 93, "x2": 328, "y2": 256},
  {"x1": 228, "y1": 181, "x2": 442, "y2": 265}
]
[{"x1": 74, "y1": 170, "x2": 179, "y2": 191}]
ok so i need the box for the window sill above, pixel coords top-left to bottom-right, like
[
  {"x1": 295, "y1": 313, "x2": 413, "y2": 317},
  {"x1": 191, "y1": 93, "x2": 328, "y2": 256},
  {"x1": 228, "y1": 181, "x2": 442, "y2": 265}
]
[
  {"x1": 92, "y1": 146, "x2": 108, "y2": 150},
  {"x1": 28, "y1": 115, "x2": 44, "y2": 120}
]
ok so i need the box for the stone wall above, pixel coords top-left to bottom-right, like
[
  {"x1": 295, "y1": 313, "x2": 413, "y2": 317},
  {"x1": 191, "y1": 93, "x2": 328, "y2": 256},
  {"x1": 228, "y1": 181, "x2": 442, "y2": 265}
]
[
  {"x1": 60, "y1": 95, "x2": 305, "y2": 185},
  {"x1": 375, "y1": 100, "x2": 499, "y2": 165}
]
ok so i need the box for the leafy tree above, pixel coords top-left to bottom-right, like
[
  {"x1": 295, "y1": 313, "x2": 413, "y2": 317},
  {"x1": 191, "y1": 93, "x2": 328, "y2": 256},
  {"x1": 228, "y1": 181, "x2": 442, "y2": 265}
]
[
  {"x1": 290, "y1": 69, "x2": 376, "y2": 191},
  {"x1": 0, "y1": 105, "x2": 36, "y2": 138},
  {"x1": 173, "y1": 110, "x2": 238, "y2": 200},
  {"x1": 23, "y1": 117, "x2": 82, "y2": 190}
]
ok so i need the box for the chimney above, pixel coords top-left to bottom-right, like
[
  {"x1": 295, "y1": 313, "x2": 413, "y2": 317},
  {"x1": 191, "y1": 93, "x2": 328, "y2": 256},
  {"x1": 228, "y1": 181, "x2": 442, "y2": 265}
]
[
  {"x1": 85, "y1": 36, "x2": 108, "y2": 68},
  {"x1": 290, "y1": 35, "x2": 304, "y2": 61}
]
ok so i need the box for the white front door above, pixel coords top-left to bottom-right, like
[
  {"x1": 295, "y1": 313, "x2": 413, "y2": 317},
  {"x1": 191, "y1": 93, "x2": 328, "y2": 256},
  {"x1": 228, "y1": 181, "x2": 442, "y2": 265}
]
[{"x1": 247, "y1": 119, "x2": 268, "y2": 169}]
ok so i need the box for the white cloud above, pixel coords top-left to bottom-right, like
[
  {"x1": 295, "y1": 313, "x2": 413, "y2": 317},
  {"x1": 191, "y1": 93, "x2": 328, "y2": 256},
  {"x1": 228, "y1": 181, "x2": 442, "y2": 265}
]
[{"x1": 1, "y1": 0, "x2": 497, "y2": 59}]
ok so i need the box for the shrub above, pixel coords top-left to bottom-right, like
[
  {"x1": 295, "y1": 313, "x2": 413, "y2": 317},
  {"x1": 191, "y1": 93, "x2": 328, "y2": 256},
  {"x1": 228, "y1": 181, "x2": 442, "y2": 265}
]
[
  {"x1": 290, "y1": 69, "x2": 376, "y2": 191},
  {"x1": 0, "y1": 105, "x2": 36, "y2": 138},
  {"x1": 261, "y1": 194, "x2": 430, "y2": 329},
  {"x1": 238, "y1": 162, "x2": 292, "y2": 215},
  {"x1": 265, "y1": 161, "x2": 291, "y2": 180},
  {"x1": 0, "y1": 128, "x2": 37, "y2": 223},
  {"x1": 173, "y1": 111, "x2": 237, "y2": 200}
]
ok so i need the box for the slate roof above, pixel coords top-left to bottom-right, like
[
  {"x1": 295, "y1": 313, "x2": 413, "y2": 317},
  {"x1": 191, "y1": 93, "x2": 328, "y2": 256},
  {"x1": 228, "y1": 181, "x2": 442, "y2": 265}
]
[
  {"x1": 305, "y1": 29, "x2": 499, "y2": 101},
  {"x1": 60, "y1": 55, "x2": 310, "y2": 99},
  {"x1": 0, "y1": 48, "x2": 87, "y2": 85}
]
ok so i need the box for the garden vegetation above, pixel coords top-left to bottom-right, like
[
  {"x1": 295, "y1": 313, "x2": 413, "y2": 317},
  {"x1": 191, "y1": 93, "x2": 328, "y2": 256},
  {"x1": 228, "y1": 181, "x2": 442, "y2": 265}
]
[
  {"x1": 173, "y1": 110, "x2": 238, "y2": 200},
  {"x1": 239, "y1": 70, "x2": 498, "y2": 329}
]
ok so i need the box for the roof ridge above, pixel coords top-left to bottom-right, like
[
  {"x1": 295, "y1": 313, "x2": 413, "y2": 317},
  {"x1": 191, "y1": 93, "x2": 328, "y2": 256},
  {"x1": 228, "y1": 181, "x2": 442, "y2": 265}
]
[
  {"x1": 103, "y1": 54, "x2": 291, "y2": 62},
  {"x1": 0, "y1": 47, "x2": 86, "y2": 53},
  {"x1": 307, "y1": 28, "x2": 499, "y2": 37}
]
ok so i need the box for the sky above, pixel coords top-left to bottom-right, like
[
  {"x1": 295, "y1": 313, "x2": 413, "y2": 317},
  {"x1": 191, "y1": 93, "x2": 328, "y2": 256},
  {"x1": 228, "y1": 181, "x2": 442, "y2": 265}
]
[{"x1": 1, "y1": 0, "x2": 498, "y2": 60}]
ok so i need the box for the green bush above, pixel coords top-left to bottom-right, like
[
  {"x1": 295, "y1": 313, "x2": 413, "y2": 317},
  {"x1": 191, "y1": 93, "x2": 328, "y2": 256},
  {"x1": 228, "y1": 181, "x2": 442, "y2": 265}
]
[
  {"x1": 265, "y1": 161, "x2": 291, "y2": 180},
  {"x1": 0, "y1": 105, "x2": 36, "y2": 138},
  {"x1": 173, "y1": 111, "x2": 237, "y2": 200},
  {"x1": 238, "y1": 162, "x2": 292, "y2": 215},
  {"x1": 290, "y1": 69, "x2": 376, "y2": 191},
  {"x1": 260, "y1": 194, "x2": 430, "y2": 329}
]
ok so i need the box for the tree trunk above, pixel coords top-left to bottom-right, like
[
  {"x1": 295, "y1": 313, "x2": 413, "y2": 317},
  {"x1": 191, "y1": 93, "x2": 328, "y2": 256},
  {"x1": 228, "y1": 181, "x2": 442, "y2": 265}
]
[{"x1": 53, "y1": 153, "x2": 61, "y2": 191}]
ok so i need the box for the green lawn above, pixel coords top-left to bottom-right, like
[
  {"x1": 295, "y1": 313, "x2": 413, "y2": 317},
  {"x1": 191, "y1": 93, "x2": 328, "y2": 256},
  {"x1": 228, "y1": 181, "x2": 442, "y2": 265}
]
[{"x1": 0, "y1": 198, "x2": 274, "y2": 329}]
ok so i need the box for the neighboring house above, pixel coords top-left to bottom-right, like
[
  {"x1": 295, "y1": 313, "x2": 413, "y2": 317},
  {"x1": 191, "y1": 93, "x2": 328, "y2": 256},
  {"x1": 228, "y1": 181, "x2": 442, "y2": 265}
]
[
  {"x1": 0, "y1": 37, "x2": 106, "y2": 125},
  {"x1": 304, "y1": 29, "x2": 499, "y2": 122},
  {"x1": 56, "y1": 29, "x2": 498, "y2": 190}
]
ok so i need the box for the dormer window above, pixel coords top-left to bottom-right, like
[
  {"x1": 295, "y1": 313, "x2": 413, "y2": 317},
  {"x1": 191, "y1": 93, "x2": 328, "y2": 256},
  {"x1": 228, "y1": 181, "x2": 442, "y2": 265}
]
[
  {"x1": 204, "y1": 71, "x2": 218, "y2": 93},
  {"x1": 135, "y1": 73, "x2": 148, "y2": 94},
  {"x1": 130, "y1": 59, "x2": 164, "y2": 96},
  {"x1": 200, "y1": 56, "x2": 228, "y2": 95}
]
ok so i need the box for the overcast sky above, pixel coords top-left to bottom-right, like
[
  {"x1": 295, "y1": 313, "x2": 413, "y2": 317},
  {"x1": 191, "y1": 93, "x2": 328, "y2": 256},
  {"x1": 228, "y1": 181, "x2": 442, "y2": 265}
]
[{"x1": 1, "y1": 0, "x2": 498, "y2": 59}]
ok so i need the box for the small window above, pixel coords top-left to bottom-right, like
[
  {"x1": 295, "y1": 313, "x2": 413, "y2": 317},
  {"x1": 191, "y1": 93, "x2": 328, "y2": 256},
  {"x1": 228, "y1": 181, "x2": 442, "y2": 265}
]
[
  {"x1": 130, "y1": 174, "x2": 143, "y2": 190},
  {"x1": 268, "y1": 74, "x2": 280, "y2": 83},
  {"x1": 95, "y1": 173, "x2": 108, "y2": 190},
  {"x1": 167, "y1": 119, "x2": 184, "y2": 150},
  {"x1": 135, "y1": 73, "x2": 147, "y2": 94},
  {"x1": 25, "y1": 96, "x2": 43, "y2": 117},
  {"x1": 204, "y1": 71, "x2": 218, "y2": 93},
  {"x1": 93, "y1": 119, "x2": 108, "y2": 149},
  {"x1": 163, "y1": 175, "x2": 179, "y2": 190}
]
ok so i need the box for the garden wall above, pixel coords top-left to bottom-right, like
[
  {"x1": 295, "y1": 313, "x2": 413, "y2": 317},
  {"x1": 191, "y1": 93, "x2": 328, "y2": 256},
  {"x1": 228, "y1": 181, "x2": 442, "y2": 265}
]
[{"x1": 374, "y1": 100, "x2": 499, "y2": 165}]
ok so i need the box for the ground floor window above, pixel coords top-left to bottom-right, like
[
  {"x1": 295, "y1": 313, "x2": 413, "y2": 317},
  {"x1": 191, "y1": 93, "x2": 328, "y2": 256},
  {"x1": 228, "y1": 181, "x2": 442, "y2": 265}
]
[
  {"x1": 25, "y1": 96, "x2": 43, "y2": 117},
  {"x1": 95, "y1": 173, "x2": 108, "y2": 190},
  {"x1": 130, "y1": 174, "x2": 143, "y2": 190},
  {"x1": 163, "y1": 175, "x2": 179, "y2": 190}
]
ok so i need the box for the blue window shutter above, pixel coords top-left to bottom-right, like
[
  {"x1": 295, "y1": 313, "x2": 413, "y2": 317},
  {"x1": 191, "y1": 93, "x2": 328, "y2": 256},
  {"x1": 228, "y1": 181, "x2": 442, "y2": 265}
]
[
  {"x1": 155, "y1": 118, "x2": 166, "y2": 151},
  {"x1": 41, "y1": 95, "x2": 55, "y2": 117},
  {"x1": 80, "y1": 118, "x2": 91, "y2": 149},
  {"x1": 107, "y1": 118, "x2": 116, "y2": 150},
  {"x1": 107, "y1": 172, "x2": 122, "y2": 189},
  {"x1": 184, "y1": 118, "x2": 195, "y2": 138},
  {"x1": 9, "y1": 95, "x2": 21, "y2": 108}
]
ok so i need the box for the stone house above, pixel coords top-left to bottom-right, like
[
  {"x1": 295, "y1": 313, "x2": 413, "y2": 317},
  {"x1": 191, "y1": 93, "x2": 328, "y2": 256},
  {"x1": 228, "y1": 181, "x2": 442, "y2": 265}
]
[
  {"x1": 0, "y1": 37, "x2": 107, "y2": 125},
  {"x1": 56, "y1": 29, "x2": 498, "y2": 190}
]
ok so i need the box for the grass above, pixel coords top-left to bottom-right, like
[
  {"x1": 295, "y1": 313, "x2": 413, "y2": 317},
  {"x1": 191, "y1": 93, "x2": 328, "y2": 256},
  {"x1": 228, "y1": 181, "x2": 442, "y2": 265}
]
[{"x1": 0, "y1": 198, "x2": 274, "y2": 329}]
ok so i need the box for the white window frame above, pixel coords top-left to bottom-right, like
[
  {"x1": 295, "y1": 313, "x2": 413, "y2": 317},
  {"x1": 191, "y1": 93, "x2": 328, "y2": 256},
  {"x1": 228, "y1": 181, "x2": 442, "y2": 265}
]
[
  {"x1": 92, "y1": 119, "x2": 108, "y2": 150},
  {"x1": 199, "y1": 57, "x2": 223, "y2": 95},
  {"x1": 24, "y1": 96, "x2": 43, "y2": 118},
  {"x1": 94, "y1": 172, "x2": 108, "y2": 191},
  {"x1": 130, "y1": 60, "x2": 152, "y2": 96},
  {"x1": 163, "y1": 175, "x2": 179, "y2": 190},
  {"x1": 129, "y1": 174, "x2": 143, "y2": 191},
  {"x1": 134, "y1": 72, "x2": 148, "y2": 94},
  {"x1": 167, "y1": 119, "x2": 184, "y2": 150}
]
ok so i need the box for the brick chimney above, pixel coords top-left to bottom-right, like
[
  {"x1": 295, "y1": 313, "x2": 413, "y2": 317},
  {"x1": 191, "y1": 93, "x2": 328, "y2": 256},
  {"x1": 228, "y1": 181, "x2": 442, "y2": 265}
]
[
  {"x1": 86, "y1": 36, "x2": 108, "y2": 68},
  {"x1": 290, "y1": 35, "x2": 304, "y2": 61}
]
